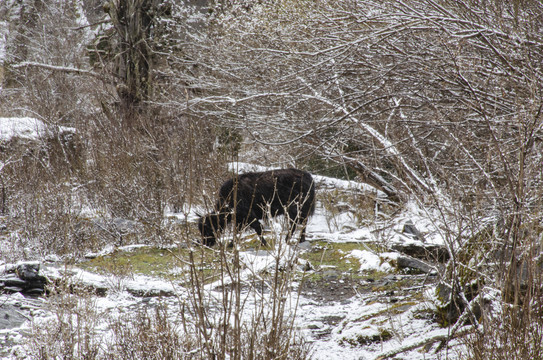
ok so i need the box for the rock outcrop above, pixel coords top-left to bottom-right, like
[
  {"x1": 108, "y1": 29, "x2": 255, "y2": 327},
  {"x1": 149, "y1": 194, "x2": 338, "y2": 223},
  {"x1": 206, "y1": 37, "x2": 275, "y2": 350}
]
[{"x1": 0, "y1": 262, "x2": 47, "y2": 295}]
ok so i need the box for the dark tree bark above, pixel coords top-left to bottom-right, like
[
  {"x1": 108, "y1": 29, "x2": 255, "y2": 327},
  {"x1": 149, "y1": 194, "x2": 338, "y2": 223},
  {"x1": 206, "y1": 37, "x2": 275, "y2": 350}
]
[{"x1": 106, "y1": 0, "x2": 159, "y2": 123}]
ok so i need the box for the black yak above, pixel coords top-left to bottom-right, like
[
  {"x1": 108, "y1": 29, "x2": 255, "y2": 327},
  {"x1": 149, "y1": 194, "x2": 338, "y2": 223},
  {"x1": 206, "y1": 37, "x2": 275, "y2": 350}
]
[{"x1": 198, "y1": 168, "x2": 316, "y2": 246}]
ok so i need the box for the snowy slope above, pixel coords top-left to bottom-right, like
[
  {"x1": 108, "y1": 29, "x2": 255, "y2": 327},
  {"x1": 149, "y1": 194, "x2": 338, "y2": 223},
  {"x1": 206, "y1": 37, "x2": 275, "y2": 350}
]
[{"x1": 0, "y1": 162, "x2": 462, "y2": 359}]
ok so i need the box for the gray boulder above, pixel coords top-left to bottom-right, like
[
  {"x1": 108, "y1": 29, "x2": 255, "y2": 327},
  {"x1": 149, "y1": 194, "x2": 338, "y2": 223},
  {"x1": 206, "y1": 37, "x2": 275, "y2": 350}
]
[{"x1": 0, "y1": 262, "x2": 47, "y2": 295}]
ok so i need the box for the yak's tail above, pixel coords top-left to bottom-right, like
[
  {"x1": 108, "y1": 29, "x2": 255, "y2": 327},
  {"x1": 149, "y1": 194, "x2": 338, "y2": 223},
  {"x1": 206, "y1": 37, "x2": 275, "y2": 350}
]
[{"x1": 302, "y1": 171, "x2": 317, "y2": 217}]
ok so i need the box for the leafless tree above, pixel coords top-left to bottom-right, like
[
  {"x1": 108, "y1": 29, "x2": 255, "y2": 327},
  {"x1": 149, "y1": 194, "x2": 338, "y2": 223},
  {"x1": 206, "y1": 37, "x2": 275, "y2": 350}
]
[{"x1": 181, "y1": 1, "x2": 543, "y2": 356}]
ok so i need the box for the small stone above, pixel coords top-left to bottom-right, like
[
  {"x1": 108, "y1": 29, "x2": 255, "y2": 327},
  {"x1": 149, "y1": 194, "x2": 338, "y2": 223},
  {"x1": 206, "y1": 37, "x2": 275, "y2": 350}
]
[
  {"x1": 396, "y1": 256, "x2": 435, "y2": 273},
  {"x1": 17, "y1": 263, "x2": 41, "y2": 280},
  {"x1": 403, "y1": 220, "x2": 425, "y2": 241}
]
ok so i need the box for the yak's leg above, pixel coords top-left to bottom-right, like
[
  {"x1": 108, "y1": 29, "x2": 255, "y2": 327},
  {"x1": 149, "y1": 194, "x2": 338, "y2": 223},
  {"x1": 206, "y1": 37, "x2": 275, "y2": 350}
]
[
  {"x1": 298, "y1": 210, "x2": 312, "y2": 243},
  {"x1": 235, "y1": 215, "x2": 267, "y2": 246},
  {"x1": 287, "y1": 206, "x2": 310, "y2": 243},
  {"x1": 299, "y1": 220, "x2": 307, "y2": 243},
  {"x1": 248, "y1": 219, "x2": 268, "y2": 246}
]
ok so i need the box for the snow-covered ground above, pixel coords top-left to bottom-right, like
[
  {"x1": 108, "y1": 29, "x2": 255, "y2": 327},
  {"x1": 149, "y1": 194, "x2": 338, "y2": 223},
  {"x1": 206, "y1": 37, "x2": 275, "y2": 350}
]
[
  {"x1": 0, "y1": 162, "x2": 465, "y2": 359},
  {"x1": 0, "y1": 117, "x2": 76, "y2": 141}
]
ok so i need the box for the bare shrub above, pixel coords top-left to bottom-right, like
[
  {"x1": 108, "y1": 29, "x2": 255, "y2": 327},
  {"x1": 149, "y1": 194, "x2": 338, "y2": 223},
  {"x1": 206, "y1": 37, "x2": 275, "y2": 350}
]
[
  {"x1": 190, "y1": 0, "x2": 543, "y2": 356},
  {"x1": 22, "y1": 217, "x2": 310, "y2": 359},
  {"x1": 465, "y1": 282, "x2": 543, "y2": 359},
  {"x1": 1, "y1": 2, "x2": 310, "y2": 358},
  {"x1": 1, "y1": 152, "x2": 97, "y2": 259},
  {"x1": 107, "y1": 303, "x2": 194, "y2": 360},
  {"x1": 25, "y1": 286, "x2": 103, "y2": 360},
  {"x1": 1, "y1": 0, "x2": 226, "y2": 253},
  {"x1": 184, "y1": 204, "x2": 311, "y2": 360},
  {"x1": 25, "y1": 288, "x2": 192, "y2": 360}
]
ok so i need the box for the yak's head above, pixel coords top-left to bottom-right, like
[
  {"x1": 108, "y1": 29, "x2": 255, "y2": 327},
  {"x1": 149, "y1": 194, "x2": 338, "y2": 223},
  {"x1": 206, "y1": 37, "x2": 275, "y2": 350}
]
[{"x1": 198, "y1": 213, "x2": 222, "y2": 247}]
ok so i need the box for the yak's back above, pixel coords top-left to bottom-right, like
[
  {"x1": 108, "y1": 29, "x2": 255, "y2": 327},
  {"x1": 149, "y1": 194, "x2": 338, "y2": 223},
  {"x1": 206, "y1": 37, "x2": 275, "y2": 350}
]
[
  {"x1": 217, "y1": 168, "x2": 314, "y2": 208},
  {"x1": 241, "y1": 168, "x2": 312, "y2": 194}
]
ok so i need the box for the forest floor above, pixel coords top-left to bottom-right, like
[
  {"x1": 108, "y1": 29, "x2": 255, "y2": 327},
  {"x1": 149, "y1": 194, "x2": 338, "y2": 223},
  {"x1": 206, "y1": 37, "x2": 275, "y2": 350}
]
[{"x1": 0, "y1": 165, "x2": 467, "y2": 359}]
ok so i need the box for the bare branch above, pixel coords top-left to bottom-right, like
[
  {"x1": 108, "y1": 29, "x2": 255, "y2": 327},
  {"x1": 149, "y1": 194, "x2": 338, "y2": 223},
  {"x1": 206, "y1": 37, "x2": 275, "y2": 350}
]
[
  {"x1": 12, "y1": 61, "x2": 105, "y2": 80},
  {"x1": 374, "y1": 325, "x2": 475, "y2": 360}
]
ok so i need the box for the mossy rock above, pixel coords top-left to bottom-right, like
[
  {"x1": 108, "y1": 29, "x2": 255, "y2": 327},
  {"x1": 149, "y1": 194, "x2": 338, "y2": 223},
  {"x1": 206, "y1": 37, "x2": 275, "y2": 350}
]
[{"x1": 340, "y1": 328, "x2": 393, "y2": 347}]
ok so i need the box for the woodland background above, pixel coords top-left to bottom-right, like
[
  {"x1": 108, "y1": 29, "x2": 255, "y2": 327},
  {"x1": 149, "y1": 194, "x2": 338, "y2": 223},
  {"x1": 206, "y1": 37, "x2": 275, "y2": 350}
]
[{"x1": 1, "y1": 1, "x2": 543, "y2": 359}]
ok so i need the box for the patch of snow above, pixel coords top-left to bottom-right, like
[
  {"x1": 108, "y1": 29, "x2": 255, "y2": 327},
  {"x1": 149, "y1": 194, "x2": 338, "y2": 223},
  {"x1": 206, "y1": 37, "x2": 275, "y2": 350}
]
[
  {"x1": 169, "y1": 266, "x2": 186, "y2": 276},
  {"x1": 0, "y1": 117, "x2": 76, "y2": 142},
  {"x1": 165, "y1": 203, "x2": 204, "y2": 223},
  {"x1": 84, "y1": 244, "x2": 116, "y2": 258},
  {"x1": 300, "y1": 294, "x2": 463, "y2": 360},
  {"x1": 84, "y1": 244, "x2": 153, "y2": 259},
  {"x1": 228, "y1": 162, "x2": 270, "y2": 173},
  {"x1": 307, "y1": 206, "x2": 373, "y2": 242},
  {"x1": 205, "y1": 243, "x2": 303, "y2": 291},
  {"x1": 0, "y1": 21, "x2": 6, "y2": 64},
  {"x1": 349, "y1": 249, "x2": 392, "y2": 272},
  {"x1": 42, "y1": 264, "x2": 181, "y2": 297}
]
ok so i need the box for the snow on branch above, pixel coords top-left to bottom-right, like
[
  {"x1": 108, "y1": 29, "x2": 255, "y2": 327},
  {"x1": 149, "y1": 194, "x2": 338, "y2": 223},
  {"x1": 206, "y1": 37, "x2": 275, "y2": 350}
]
[
  {"x1": 12, "y1": 62, "x2": 104, "y2": 80},
  {"x1": 297, "y1": 76, "x2": 434, "y2": 195},
  {"x1": 339, "y1": 155, "x2": 400, "y2": 202},
  {"x1": 374, "y1": 326, "x2": 475, "y2": 360}
]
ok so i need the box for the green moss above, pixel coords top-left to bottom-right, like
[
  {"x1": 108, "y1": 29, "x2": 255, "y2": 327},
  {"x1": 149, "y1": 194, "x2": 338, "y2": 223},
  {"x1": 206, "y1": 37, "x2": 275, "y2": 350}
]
[
  {"x1": 349, "y1": 300, "x2": 419, "y2": 326},
  {"x1": 78, "y1": 239, "x2": 395, "y2": 289},
  {"x1": 412, "y1": 307, "x2": 438, "y2": 321},
  {"x1": 300, "y1": 241, "x2": 363, "y2": 273},
  {"x1": 80, "y1": 246, "x2": 217, "y2": 281},
  {"x1": 370, "y1": 277, "x2": 413, "y2": 293},
  {"x1": 298, "y1": 241, "x2": 391, "y2": 284},
  {"x1": 304, "y1": 241, "x2": 387, "y2": 265}
]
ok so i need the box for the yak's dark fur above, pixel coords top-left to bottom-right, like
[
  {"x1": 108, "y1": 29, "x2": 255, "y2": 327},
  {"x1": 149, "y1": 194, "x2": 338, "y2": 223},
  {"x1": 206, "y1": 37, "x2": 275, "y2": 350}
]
[{"x1": 198, "y1": 168, "x2": 316, "y2": 246}]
